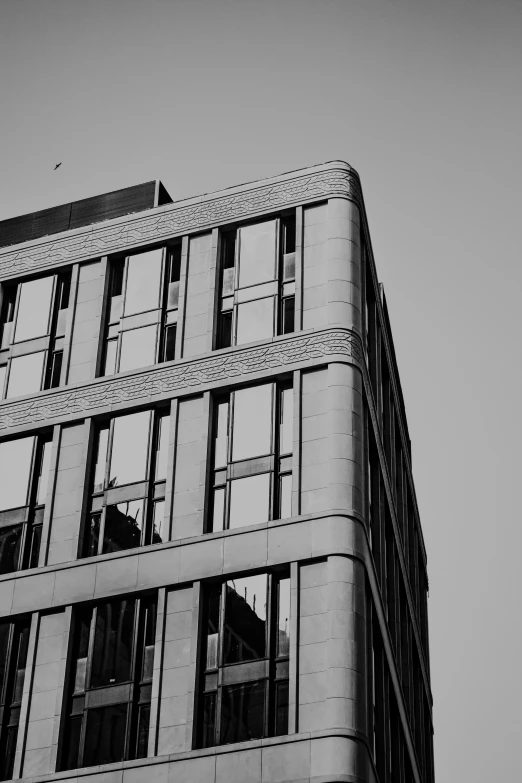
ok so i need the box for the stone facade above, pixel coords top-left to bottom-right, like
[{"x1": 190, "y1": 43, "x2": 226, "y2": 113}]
[{"x1": 0, "y1": 161, "x2": 433, "y2": 783}]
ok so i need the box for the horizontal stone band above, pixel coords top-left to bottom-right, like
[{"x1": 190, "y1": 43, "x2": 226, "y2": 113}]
[
  {"x1": 0, "y1": 328, "x2": 363, "y2": 434},
  {"x1": 0, "y1": 165, "x2": 361, "y2": 280}
]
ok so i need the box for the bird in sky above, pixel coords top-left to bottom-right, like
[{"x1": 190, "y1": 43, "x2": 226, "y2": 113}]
[{"x1": 54, "y1": 162, "x2": 62, "y2": 170}]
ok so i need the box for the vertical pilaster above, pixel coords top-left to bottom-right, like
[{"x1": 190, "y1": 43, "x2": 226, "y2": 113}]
[
  {"x1": 291, "y1": 369, "x2": 301, "y2": 518},
  {"x1": 38, "y1": 424, "x2": 61, "y2": 568},
  {"x1": 288, "y1": 561, "x2": 299, "y2": 733},
  {"x1": 59, "y1": 262, "x2": 79, "y2": 386},
  {"x1": 294, "y1": 206, "x2": 304, "y2": 331},
  {"x1": 206, "y1": 228, "x2": 220, "y2": 352}
]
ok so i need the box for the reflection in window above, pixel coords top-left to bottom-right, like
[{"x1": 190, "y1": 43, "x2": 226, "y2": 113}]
[
  {"x1": 216, "y1": 214, "x2": 296, "y2": 349},
  {"x1": 102, "y1": 245, "x2": 181, "y2": 376},
  {"x1": 198, "y1": 572, "x2": 289, "y2": 748},
  {"x1": 83, "y1": 409, "x2": 169, "y2": 558},
  {"x1": 0, "y1": 618, "x2": 30, "y2": 780},
  {"x1": 210, "y1": 382, "x2": 293, "y2": 532},
  {"x1": 0, "y1": 272, "x2": 71, "y2": 398},
  {"x1": 6, "y1": 351, "x2": 46, "y2": 399},
  {"x1": 61, "y1": 595, "x2": 156, "y2": 771},
  {"x1": 119, "y1": 325, "x2": 157, "y2": 373},
  {"x1": 0, "y1": 435, "x2": 51, "y2": 574}
]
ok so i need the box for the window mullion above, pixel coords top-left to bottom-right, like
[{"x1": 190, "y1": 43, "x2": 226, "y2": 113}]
[{"x1": 215, "y1": 582, "x2": 227, "y2": 745}]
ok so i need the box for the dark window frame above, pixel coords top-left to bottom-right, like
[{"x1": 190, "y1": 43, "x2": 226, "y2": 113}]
[
  {"x1": 102, "y1": 243, "x2": 182, "y2": 377},
  {"x1": 216, "y1": 213, "x2": 296, "y2": 350},
  {"x1": 0, "y1": 616, "x2": 31, "y2": 781},
  {"x1": 82, "y1": 408, "x2": 169, "y2": 559},
  {"x1": 208, "y1": 380, "x2": 293, "y2": 533},
  {"x1": 197, "y1": 570, "x2": 290, "y2": 748},
  {"x1": 0, "y1": 433, "x2": 52, "y2": 575},
  {"x1": 0, "y1": 271, "x2": 72, "y2": 399},
  {"x1": 60, "y1": 594, "x2": 157, "y2": 770}
]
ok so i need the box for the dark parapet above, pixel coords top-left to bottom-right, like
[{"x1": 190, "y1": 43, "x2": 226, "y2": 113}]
[{"x1": 0, "y1": 180, "x2": 173, "y2": 249}]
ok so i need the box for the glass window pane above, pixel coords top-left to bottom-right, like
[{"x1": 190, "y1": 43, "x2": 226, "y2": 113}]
[
  {"x1": 238, "y1": 221, "x2": 277, "y2": 287},
  {"x1": 274, "y1": 680, "x2": 289, "y2": 736},
  {"x1": 63, "y1": 715, "x2": 82, "y2": 771},
  {"x1": 84, "y1": 513, "x2": 101, "y2": 557},
  {"x1": 155, "y1": 415, "x2": 170, "y2": 480},
  {"x1": 279, "y1": 474, "x2": 292, "y2": 521},
  {"x1": 110, "y1": 411, "x2": 151, "y2": 487},
  {"x1": 103, "y1": 339, "x2": 118, "y2": 376},
  {"x1": 0, "y1": 623, "x2": 9, "y2": 693},
  {"x1": 280, "y1": 387, "x2": 293, "y2": 455},
  {"x1": 232, "y1": 385, "x2": 272, "y2": 461},
  {"x1": 93, "y1": 427, "x2": 109, "y2": 492},
  {"x1": 221, "y1": 681, "x2": 266, "y2": 744},
  {"x1": 277, "y1": 578, "x2": 290, "y2": 658},
  {"x1": 124, "y1": 249, "x2": 163, "y2": 316},
  {"x1": 163, "y1": 324, "x2": 177, "y2": 361},
  {"x1": 224, "y1": 574, "x2": 267, "y2": 663},
  {"x1": 0, "y1": 525, "x2": 23, "y2": 575},
  {"x1": 201, "y1": 692, "x2": 217, "y2": 749},
  {"x1": 135, "y1": 704, "x2": 151, "y2": 759},
  {"x1": 236, "y1": 298, "x2": 274, "y2": 346},
  {"x1": 0, "y1": 364, "x2": 6, "y2": 398},
  {"x1": 119, "y1": 325, "x2": 157, "y2": 373},
  {"x1": 7, "y1": 351, "x2": 45, "y2": 398},
  {"x1": 36, "y1": 440, "x2": 52, "y2": 505},
  {"x1": 91, "y1": 598, "x2": 135, "y2": 687},
  {"x1": 0, "y1": 436, "x2": 34, "y2": 511},
  {"x1": 214, "y1": 400, "x2": 229, "y2": 468},
  {"x1": 103, "y1": 499, "x2": 145, "y2": 553},
  {"x1": 281, "y1": 296, "x2": 295, "y2": 334},
  {"x1": 206, "y1": 584, "x2": 220, "y2": 670},
  {"x1": 14, "y1": 277, "x2": 54, "y2": 342},
  {"x1": 48, "y1": 350, "x2": 63, "y2": 388},
  {"x1": 151, "y1": 500, "x2": 165, "y2": 544},
  {"x1": 229, "y1": 474, "x2": 270, "y2": 529},
  {"x1": 28, "y1": 524, "x2": 42, "y2": 568},
  {"x1": 83, "y1": 704, "x2": 127, "y2": 767},
  {"x1": 212, "y1": 487, "x2": 225, "y2": 532}
]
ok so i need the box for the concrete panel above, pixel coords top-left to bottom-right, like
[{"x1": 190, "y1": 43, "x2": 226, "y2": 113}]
[{"x1": 183, "y1": 234, "x2": 213, "y2": 359}]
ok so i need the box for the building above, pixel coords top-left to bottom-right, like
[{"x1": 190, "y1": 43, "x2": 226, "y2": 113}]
[{"x1": 0, "y1": 161, "x2": 434, "y2": 783}]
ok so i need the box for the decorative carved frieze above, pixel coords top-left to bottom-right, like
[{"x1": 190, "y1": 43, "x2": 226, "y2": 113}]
[
  {"x1": 0, "y1": 328, "x2": 363, "y2": 433},
  {"x1": 0, "y1": 165, "x2": 361, "y2": 281}
]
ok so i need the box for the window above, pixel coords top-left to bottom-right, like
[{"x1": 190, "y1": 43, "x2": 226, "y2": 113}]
[
  {"x1": 0, "y1": 272, "x2": 71, "y2": 399},
  {"x1": 216, "y1": 214, "x2": 296, "y2": 349},
  {"x1": 0, "y1": 618, "x2": 30, "y2": 781},
  {"x1": 102, "y1": 245, "x2": 181, "y2": 376},
  {"x1": 61, "y1": 594, "x2": 156, "y2": 770},
  {"x1": 209, "y1": 381, "x2": 293, "y2": 532},
  {"x1": 198, "y1": 571, "x2": 289, "y2": 748},
  {"x1": 0, "y1": 435, "x2": 52, "y2": 574},
  {"x1": 83, "y1": 409, "x2": 169, "y2": 558}
]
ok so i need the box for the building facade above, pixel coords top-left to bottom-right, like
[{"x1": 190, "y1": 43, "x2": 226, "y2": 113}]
[{"x1": 0, "y1": 162, "x2": 434, "y2": 783}]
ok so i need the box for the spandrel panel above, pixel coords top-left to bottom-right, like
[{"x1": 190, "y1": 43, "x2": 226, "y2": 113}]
[
  {"x1": 124, "y1": 250, "x2": 162, "y2": 316},
  {"x1": 232, "y1": 384, "x2": 272, "y2": 461},
  {"x1": 109, "y1": 411, "x2": 150, "y2": 487},
  {"x1": 0, "y1": 437, "x2": 34, "y2": 511},
  {"x1": 229, "y1": 473, "x2": 270, "y2": 529},
  {"x1": 6, "y1": 351, "x2": 45, "y2": 398},
  {"x1": 14, "y1": 277, "x2": 54, "y2": 342},
  {"x1": 224, "y1": 573, "x2": 267, "y2": 664},
  {"x1": 119, "y1": 325, "x2": 157, "y2": 373},
  {"x1": 236, "y1": 297, "x2": 274, "y2": 346},
  {"x1": 238, "y1": 221, "x2": 277, "y2": 287}
]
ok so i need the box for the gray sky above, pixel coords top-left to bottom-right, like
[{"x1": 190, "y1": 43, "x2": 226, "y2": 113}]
[{"x1": 1, "y1": 1, "x2": 521, "y2": 779}]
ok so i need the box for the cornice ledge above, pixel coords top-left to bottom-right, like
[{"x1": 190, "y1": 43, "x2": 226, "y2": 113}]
[
  {"x1": 0, "y1": 327, "x2": 363, "y2": 434},
  {"x1": 0, "y1": 162, "x2": 362, "y2": 281}
]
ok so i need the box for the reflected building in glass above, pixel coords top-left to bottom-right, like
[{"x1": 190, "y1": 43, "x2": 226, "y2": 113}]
[{"x1": 0, "y1": 165, "x2": 434, "y2": 782}]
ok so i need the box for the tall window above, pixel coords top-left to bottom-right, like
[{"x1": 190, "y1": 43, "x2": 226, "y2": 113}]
[
  {"x1": 0, "y1": 618, "x2": 30, "y2": 781},
  {"x1": 216, "y1": 214, "x2": 296, "y2": 350},
  {"x1": 210, "y1": 381, "x2": 293, "y2": 532},
  {"x1": 0, "y1": 434, "x2": 52, "y2": 574},
  {"x1": 83, "y1": 409, "x2": 169, "y2": 558},
  {"x1": 61, "y1": 594, "x2": 156, "y2": 770},
  {"x1": 102, "y1": 244, "x2": 181, "y2": 376},
  {"x1": 198, "y1": 572, "x2": 290, "y2": 748},
  {"x1": 0, "y1": 272, "x2": 71, "y2": 399}
]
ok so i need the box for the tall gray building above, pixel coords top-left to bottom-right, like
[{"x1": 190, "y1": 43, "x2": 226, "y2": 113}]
[{"x1": 0, "y1": 162, "x2": 434, "y2": 783}]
